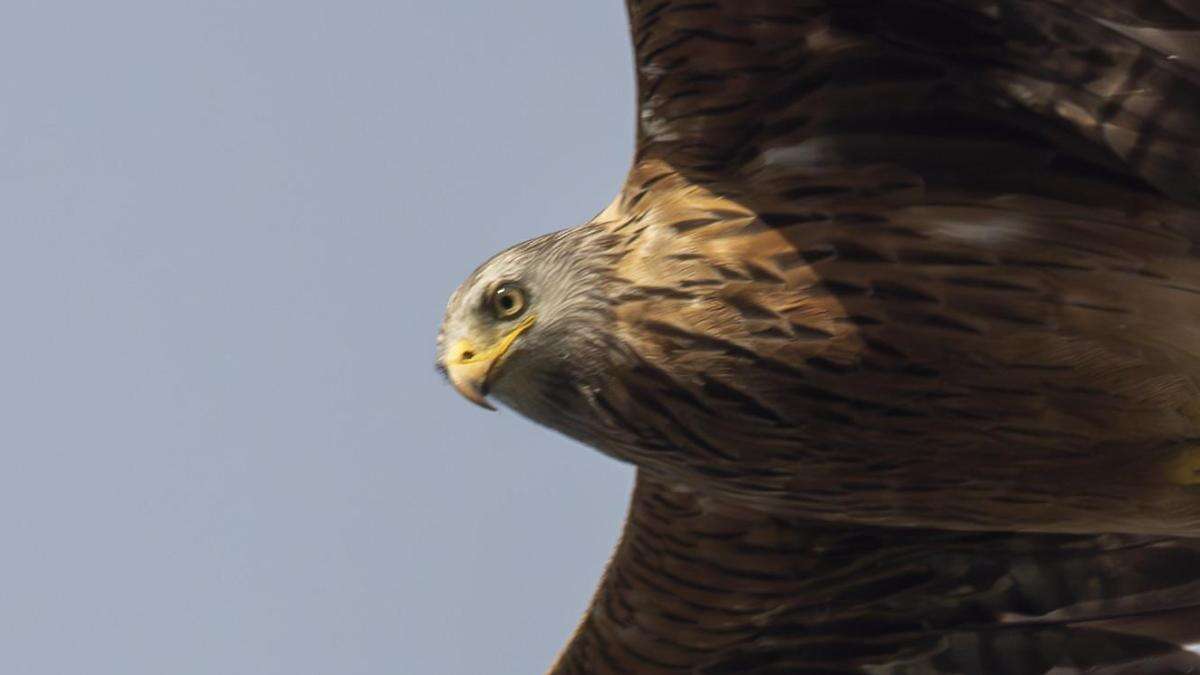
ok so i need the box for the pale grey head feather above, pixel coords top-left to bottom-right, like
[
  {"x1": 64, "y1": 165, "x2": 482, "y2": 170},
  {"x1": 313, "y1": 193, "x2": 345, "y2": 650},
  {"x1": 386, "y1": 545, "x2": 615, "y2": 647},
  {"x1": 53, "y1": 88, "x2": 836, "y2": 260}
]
[{"x1": 437, "y1": 224, "x2": 627, "y2": 429}]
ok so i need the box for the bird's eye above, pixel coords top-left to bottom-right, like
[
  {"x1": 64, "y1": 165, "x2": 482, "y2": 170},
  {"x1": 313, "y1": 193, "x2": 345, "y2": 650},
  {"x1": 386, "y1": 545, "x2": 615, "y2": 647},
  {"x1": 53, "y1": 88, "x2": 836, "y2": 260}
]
[{"x1": 490, "y1": 284, "x2": 527, "y2": 320}]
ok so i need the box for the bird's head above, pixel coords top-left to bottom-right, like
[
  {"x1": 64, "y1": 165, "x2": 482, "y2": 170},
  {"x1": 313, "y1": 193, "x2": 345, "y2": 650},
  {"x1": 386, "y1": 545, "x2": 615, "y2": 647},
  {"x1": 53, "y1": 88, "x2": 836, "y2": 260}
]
[{"x1": 436, "y1": 227, "x2": 619, "y2": 414}]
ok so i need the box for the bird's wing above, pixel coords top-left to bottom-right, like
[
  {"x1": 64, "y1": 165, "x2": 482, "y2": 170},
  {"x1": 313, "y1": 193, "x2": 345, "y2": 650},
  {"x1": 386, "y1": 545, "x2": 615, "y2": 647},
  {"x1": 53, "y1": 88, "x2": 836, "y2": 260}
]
[
  {"x1": 550, "y1": 470, "x2": 1200, "y2": 674},
  {"x1": 624, "y1": 0, "x2": 1200, "y2": 204}
]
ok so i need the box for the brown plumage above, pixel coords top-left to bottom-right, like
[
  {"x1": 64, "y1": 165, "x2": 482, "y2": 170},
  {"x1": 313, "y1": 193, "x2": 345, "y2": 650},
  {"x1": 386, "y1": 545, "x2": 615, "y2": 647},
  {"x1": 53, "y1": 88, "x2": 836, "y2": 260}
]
[
  {"x1": 435, "y1": 0, "x2": 1200, "y2": 671},
  {"x1": 552, "y1": 474, "x2": 1200, "y2": 674}
]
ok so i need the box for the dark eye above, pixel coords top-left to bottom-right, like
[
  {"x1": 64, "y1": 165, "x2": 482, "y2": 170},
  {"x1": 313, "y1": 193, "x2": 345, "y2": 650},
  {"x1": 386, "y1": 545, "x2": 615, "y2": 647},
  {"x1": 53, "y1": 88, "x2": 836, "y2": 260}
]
[{"x1": 490, "y1": 284, "x2": 527, "y2": 320}]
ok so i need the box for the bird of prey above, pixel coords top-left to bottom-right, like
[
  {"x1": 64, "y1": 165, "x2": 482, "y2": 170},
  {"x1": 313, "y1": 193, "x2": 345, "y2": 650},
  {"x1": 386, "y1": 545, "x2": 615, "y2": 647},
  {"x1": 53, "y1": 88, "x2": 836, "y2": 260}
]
[{"x1": 436, "y1": 0, "x2": 1200, "y2": 672}]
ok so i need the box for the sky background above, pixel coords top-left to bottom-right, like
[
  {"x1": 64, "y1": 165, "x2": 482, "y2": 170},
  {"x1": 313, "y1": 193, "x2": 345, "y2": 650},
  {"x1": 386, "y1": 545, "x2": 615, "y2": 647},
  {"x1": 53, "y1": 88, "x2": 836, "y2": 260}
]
[{"x1": 1, "y1": 2, "x2": 635, "y2": 673}]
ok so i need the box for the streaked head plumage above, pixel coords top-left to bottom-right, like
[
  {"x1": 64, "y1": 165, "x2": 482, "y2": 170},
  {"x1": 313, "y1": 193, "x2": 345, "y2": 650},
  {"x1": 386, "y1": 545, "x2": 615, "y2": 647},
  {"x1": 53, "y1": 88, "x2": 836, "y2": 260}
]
[{"x1": 436, "y1": 225, "x2": 620, "y2": 414}]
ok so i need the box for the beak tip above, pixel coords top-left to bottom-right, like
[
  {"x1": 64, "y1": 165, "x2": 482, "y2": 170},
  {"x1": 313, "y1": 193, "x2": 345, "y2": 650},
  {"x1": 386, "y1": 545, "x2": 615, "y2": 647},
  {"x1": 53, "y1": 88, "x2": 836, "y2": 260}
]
[{"x1": 445, "y1": 362, "x2": 499, "y2": 412}]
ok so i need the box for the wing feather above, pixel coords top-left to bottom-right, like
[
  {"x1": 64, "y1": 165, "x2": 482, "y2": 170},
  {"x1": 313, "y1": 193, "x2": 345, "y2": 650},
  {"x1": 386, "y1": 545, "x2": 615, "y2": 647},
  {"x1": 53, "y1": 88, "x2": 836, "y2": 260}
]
[
  {"x1": 550, "y1": 472, "x2": 1200, "y2": 674},
  {"x1": 627, "y1": 0, "x2": 1200, "y2": 204}
]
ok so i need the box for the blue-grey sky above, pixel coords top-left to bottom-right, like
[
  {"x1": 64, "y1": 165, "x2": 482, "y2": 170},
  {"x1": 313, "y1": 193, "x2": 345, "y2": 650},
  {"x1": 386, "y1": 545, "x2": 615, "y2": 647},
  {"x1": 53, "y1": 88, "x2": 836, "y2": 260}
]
[{"x1": 1, "y1": 2, "x2": 635, "y2": 673}]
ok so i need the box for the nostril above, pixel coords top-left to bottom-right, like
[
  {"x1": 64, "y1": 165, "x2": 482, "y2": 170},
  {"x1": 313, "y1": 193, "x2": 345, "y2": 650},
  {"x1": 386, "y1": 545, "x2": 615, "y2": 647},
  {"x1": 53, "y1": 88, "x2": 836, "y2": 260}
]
[{"x1": 461, "y1": 350, "x2": 475, "y2": 361}]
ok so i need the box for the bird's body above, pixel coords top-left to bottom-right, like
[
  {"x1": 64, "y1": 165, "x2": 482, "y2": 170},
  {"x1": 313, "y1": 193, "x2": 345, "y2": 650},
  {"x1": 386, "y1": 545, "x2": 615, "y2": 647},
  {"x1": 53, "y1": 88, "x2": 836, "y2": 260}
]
[
  {"x1": 436, "y1": 0, "x2": 1200, "y2": 671},
  {"x1": 508, "y1": 163, "x2": 1200, "y2": 535}
]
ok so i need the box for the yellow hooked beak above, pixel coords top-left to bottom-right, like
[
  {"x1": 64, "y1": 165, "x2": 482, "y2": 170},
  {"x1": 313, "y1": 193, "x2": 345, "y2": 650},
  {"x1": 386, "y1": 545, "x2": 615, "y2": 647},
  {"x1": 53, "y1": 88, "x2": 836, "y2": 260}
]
[{"x1": 444, "y1": 315, "x2": 536, "y2": 410}]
